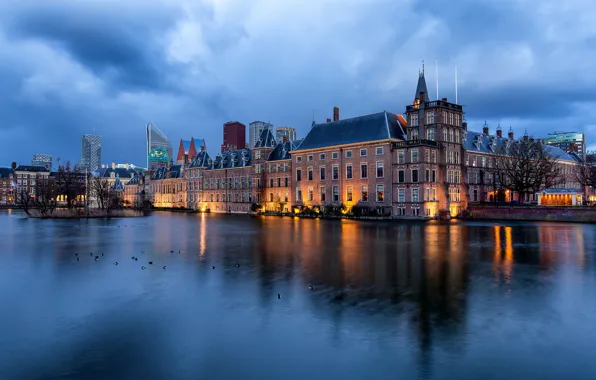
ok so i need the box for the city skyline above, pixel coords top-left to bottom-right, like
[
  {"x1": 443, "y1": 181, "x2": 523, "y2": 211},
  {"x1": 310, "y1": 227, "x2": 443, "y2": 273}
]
[{"x1": 0, "y1": 0, "x2": 595, "y2": 166}]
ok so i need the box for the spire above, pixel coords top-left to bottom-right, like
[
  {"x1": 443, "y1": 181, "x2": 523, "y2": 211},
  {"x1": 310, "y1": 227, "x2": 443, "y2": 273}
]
[{"x1": 414, "y1": 64, "x2": 429, "y2": 101}]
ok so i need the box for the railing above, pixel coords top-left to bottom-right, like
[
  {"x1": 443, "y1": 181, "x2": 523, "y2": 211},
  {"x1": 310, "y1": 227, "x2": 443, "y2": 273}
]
[
  {"x1": 392, "y1": 139, "x2": 439, "y2": 148},
  {"x1": 406, "y1": 100, "x2": 463, "y2": 112}
]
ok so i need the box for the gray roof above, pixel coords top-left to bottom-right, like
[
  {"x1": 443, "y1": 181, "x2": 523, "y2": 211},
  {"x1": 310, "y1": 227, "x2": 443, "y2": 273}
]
[
  {"x1": 0, "y1": 167, "x2": 12, "y2": 178},
  {"x1": 151, "y1": 167, "x2": 168, "y2": 180},
  {"x1": 113, "y1": 176, "x2": 125, "y2": 191},
  {"x1": 125, "y1": 173, "x2": 140, "y2": 185},
  {"x1": 295, "y1": 111, "x2": 406, "y2": 151},
  {"x1": 189, "y1": 150, "x2": 213, "y2": 169},
  {"x1": 210, "y1": 149, "x2": 252, "y2": 170},
  {"x1": 414, "y1": 72, "x2": 429, "y2": 100},
  {"x1": 254, "y1": 128, "x2": 277, "y2": 148},
  {"x1": 463, "y1": 131, "x2": 578, "y2": 162},
  {"x1": 268, "y1": 140, "x2": 298, "y2": 161},
  {"x1": 14, "y1": 165, "x2": 49, "y2": 172},
  {"x1": 97, "y1": 167, "x2": 136, "y2": 179}
]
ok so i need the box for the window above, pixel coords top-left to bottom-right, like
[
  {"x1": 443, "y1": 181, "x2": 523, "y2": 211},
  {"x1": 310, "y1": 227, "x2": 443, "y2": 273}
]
[
  {"x1": 332, "y1": 152, "x2": 339, "y2": 159},
  {"x1": 255, "y1": 150, "x2": 261, "y2": 159},
  {"x1": 276, "y1": 164, "x2": 280, "y2": 172},
  {"x1": 360, "y1": 149, "x2": 367, "y2": 157},
  {"x1": 332, "y1": 165, "x2": 339, "y2": 180},
  {"x1": 361, "y1": 163, "x2": 368, "y2": 178},
  {"x1": 426, "y1": 128, "x2": 435, "y2": 140},
  {"x1": 296, "y1": 168, "x2": 302, "y2": 182},
  {"x1": 320, "y1": 153, "x2": 326, "y2": 160},
  {"x1": 411, "y1": 129, "x2": 419, "y2": 139},
  {"x1": 473, "y1": 189, "x2": 478, "y2": 202},
  {"x1": 284, "y1": 163, "x2": 288, "y2": 171},
  {"x1": 398, "y1": 188, "x2": 405, "y2": 203},
  {"x1": 376, "y1": 147, "x2": 384, "y2": 155},
  {"x1": 443, "y1": 128, "x2": 448, "y2": 141},
  {"x1": 367, "y1": 161, "x2": 383, "y2": 181},
  {"x1": 332, "y1": 186, "x2": 339, "y2": 202},
  {"x1": 345, "y1": 151, "x2": 352, "y2": 158},
  {"x1": 432, "y1": 169, "x2": 436, "y2": 182},
  {"x1": 412, "y1": 169, "x2": 419, "y2": 183},
  {"x1": 277, "y1": 178, "x2": 281, "y2": 187},
  {"x1": 285, "y1": 178, "x2": 288, "y2": 187},
  {"x1": 307, "y1": 155, "x2": 313, "y2": 161},
  {"x1": 320, "y1": 186, "x2": 326, "y2": 202},
  {"x1": 320, "y1": 166, "x2": 326, "y2": 180},
  {"x1": 269, "y1": 164, "x2": 274, "y2": 173},
  {"x1": 346, "y1": 164, "x2": 353, "y2": 179},
  {"x1": 472, "y1": 156, "x2": 477, "y2": 167},
  {"x1": 449, "y1": 113, "x2": 454, "y2": 125},
  {"x1": 411, "y1": 114, "x2": 418, "y2": 126},
  {"x1": 455, "y1": 131, "x2": 460, "y2": 143},
  {"x1": 412, "y1": 188, "x2": 419, "y2": 202},
  {"x1": 425, "y1": 188, "x2": 430, "y2": 201},
  {"x1": 449, "y1": 129, "x2": 454, "y2": 142},
  {"x1": 269, "y1": 178, "x2": 274, "y2": 188},
  {"x1": 431, "y1": 150, "x2": 436, "y2": 163},
  {"x1": 296, "y1": 187, "x2": 302, "y2": 202},
  {"x1": 255, "y1": 163, "x2": 262, "y2": 174},
  {"x1": 425, "y1": 169, "x2": 430, "y2": 182},
  {"x1": 482, "y1": 157, "x2": 487, "y2": 168},
  {"x1": 411, "y1": 149, "x2": 419, "y2": 163},
  {"x1": 398, "y1": 170, "x2": 405, "y2": 183},
  {"x1": 346, "y1": 186, "x2": 353, "y2": 202},
  {"x1": 425, "y1": 149, "x2": 430, "y2": 163},
  {"x1": 397, "y1": 151, "x2": 405, "y2": 164},
  {"x1": 376, "y1": 185, "x2": 384, "y2": 202},
  {"x1": 296, "y1": 156, "x2": 302, "y2": 163},
  {"x1": 432, "y1": 188, "x2": 436, "y2": 201},
  {"x1": 361, "y1": 185, "x2": 368, "y2": 201},
  {"x1": 308, "y1": 167, "x2": 313, "y2": 181},
  {"x1": 455, "y1": 114, "x2": 460, "y2": 126},
  {"x1": 269, "y1": 193, "x2": 274, "y2": 202},
  {"x1": 308, "y1": 186, "x2": 313, "y2": 201},
  {"x1": 426, "y1": 112, "x2": 434, "y2": 124}
]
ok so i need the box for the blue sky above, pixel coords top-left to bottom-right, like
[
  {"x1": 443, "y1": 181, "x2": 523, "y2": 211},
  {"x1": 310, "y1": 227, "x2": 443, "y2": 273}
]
[{"x1": 0, "y1": 0, "x2": 594, "y2": 167}]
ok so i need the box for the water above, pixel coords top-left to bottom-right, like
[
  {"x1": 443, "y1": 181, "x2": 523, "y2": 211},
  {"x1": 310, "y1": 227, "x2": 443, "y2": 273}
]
[{"x1": 0, "y1": 210, "x2": 595, "y2": 380}]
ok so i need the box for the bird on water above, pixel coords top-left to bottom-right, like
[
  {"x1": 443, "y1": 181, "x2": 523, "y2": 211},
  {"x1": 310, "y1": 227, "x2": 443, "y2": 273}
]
[{"x1": 278, "y1": 293, "x2": 281, "y2": 299}]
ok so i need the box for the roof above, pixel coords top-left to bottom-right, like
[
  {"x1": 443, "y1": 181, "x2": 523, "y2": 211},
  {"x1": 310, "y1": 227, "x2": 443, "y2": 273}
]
[
  {"x1": 112, "y1": 176, "x2": 124, "y2": 191},
  {"x1": 181, "y1": 138, "x2": 206, "y2": 154},
  {"x1": 254, "y1": 128, "x2": 277, "y2": 148},
  {"x1": 295, "y1": 111, "x2": 406, "y2": 151},
  {"x1": 539, "y1": 188, "x2": 583, "y2": 194},
  {"x1": 151, "y1": 165, "x2": 183, "y2": 180},
  {"x1": 268, "y1": 140, "x2": 298, "y2": 161},
  {"x1": 414, "y1": 71, "x2": 429, "y2": 100},
  {"x1": 0, "y1": 167, "x2": 12, "y2": 178},
  {"x1": 14, "y1": 165, "x2": 49, "y2": 173},
  {"x1": 189, "y1": 150, "x2": 213, "y2": 169},
  {"x1": 125, "y1": 173, "x2": 140, "y2": 185},
  {"x1": 210, "y1": 149, "x2": 252, "y2": 170},
  {"x1": 96, "y1": 167, "x2": 136, "y2": 179},
  {"x1": 463, "y1": 131, "x2": 578, "y2": 162},
  {"x1": 151, "y1": 166, "x2": 168, "y2": 180}
]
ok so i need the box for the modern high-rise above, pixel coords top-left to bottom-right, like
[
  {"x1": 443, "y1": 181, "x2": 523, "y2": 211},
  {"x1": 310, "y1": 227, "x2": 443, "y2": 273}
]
[
  {"x1": 31, "y1": 154, "x2": 53, "y2": 170},
  {"x1": 81, "y1": 134, "x2": 101, "y2": 172},
  {"x1": 249, "y1": 121, "x2": 273, "y2": 148},
  {"x1": 540, "y1": 132, "x2": 586, "y2": 160},
  {"x1": 275, "y1": 126, "x2": 297, "y2": 143},
  {"x1": 221, "y1": 121, "x2": 246, "y2": 152},
  {"x1": 146, "y1": 122, "x2": 173, "y2": 169}
]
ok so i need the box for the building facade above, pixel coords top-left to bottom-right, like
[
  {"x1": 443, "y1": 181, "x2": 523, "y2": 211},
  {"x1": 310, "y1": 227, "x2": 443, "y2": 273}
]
[
  {"x1": 0, "y1": 167, "x2": 13, "y2": 205},
  {"x1": 249, "y1": 121, "x2": 274, "y2": 148},
  {"x1": 146, "y1": 122, "x2": 173, "y2": 169},
  {"x1": 221, "y1": 121, "x2": 246, "y2": 152},
  {"x1": 150, "y1": 165, "x2": 185, "y2": 208},
  {"x1": 540, "y1": 132, "x2": 586, "y2": 160},
  {"x1": 31, "y1": 154, "x2": 53, "y2": 170},
  {"x1": 275, "y1": 127, "x2": 297, "y2": 144},
  {"x1": 81, "y1": 134, "x2": 101, "y2": 172}
]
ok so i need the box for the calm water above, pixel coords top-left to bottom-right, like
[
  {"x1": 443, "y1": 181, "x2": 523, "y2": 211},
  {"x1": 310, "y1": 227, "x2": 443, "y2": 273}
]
[{"x1": 1, "y1": 211, "x2": 595, "y2": 380}]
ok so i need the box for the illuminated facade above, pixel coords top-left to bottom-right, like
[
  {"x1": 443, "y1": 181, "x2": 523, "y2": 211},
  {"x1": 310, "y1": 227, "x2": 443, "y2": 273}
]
[
  {"x1": 150, "y1": 166, "x2": 185, "y2": 208},
  {"x1": 0, "y1": 167, "x2": 14, "y2": 204},
  {"x1": 540, "y1": 132, "x2": 585, "y2": 160},
  {"x1": 146, "y1": 122, "x2": 173, "y2": 169}
]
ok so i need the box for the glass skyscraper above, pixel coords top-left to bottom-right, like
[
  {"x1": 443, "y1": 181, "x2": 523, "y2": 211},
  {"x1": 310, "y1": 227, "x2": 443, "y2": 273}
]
[
  {"x1": 146, "y1": 122, "x2": 173, "y2": 169},
  {"x1": 81, "y1": 134, "x2": 102, "y2": 172}
]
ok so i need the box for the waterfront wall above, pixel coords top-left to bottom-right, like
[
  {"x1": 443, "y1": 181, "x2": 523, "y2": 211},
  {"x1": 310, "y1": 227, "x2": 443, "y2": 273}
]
[{"x1": 468, "y1": 206, "x2": 596, "y2": 223}]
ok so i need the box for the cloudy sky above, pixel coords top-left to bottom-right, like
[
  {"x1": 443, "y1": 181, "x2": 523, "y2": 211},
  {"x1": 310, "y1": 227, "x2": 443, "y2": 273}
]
[{"x1": 0, "y1": 0, "x2": 594, "y2": 167}]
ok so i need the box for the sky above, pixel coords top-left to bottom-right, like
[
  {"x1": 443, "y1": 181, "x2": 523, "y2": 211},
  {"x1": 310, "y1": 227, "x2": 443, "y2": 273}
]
[{"x1": 0, "y1": 0, "x2": 595, "y2": 167}]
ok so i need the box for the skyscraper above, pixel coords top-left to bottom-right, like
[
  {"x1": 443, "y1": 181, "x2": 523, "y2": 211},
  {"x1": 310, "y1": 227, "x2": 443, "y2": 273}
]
[
  {"x1": 221, "y1": 121, "x2": 246, "y2": 152},
  {"x1": 249, "y1": 121, "x2": 274, "y2": 148},
  {"x1": 81, "y1": 134, "x2": 101, "y2": 172},
  {"x1": 146, "y1": 122, "x2": 173, "y2": 169},
  {"x1": 540, "y1": 132, "x2": 586, "y2": 160},
  {"x1": 31, "y1": 153, "x2": 53, "y2": 170},
  {"x1": 275, "y1": 127, "x2": 297, "y2": 144}
]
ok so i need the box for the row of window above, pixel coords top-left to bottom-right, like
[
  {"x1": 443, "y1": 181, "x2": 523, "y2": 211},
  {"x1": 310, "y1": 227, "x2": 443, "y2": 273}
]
[
  {"x1": 409, "y1": 127, "x2": 462, "y2": 144},
  {"x1": 397, "y1": 169, "x2": 437, "y2": 183},
  {"x1": 188, "y1": 192, "x2": 254, "y2": 203},
  {"x1": 295, "y1": 147, "x2": 385, "y2": 163},
  {"x1": 396, "y1": 149, "x2": 438, "y2": 164},
  {"x1": 396, "y1": 187, "x2": 438, "y2": 203},
  {"x1": 296, "y1": 162, "x2": 384, "y2": 181},
  {"x1": 410, "y1": 112, "x2": 461, "y2": 127},
  {"x1": 296, "y1": 184, "x2": 384, "y2": 203}
]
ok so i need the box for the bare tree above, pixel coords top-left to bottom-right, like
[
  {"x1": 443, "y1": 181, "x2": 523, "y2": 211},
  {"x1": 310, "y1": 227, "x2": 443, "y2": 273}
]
[
  {"x1": 574, "y1": 151, "x2": 596, "y2": 189},
  {"x1": 33, "y1": 177, "x2": 57, "y2": 217},
  {"x1": 56, "y1": 162, "x2": 86, "y2": 209},
  {"x1": 106, "y1": 189, "x2": 124, "y2": 217},
  {"x1": 495, "y1": 139, "x2": 564, "y2": 203},
  {"x1": 90, "y1": 176, "x2": 111, "y2": 210},
  {"x1": 15, "y1": 186, "x2": 32, "y2": 216}
]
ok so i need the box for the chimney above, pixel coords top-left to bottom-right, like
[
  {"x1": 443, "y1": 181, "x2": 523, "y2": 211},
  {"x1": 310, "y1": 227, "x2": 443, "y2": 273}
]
[
  {"x1": 419, "y1": 92, "x2": 425, "y2": 102},
  {"x1": 482, "y1": 121, "x2": 489, "y2": 136},
  {"x1": 326, "y1": 118, "x2": 332, "y2": 123},
  {"x1": 441, "y1": 97, "x2": 448, "y2": 102},
  {"x1": 496, "y1": 125, "x2": 503, "y2": 138},
  {"x1": 333, "y1": 106, "x2": 339, "y2": 122},
  {"x1": 508, "y1": 127, "x2": 514, "y2": 140}
]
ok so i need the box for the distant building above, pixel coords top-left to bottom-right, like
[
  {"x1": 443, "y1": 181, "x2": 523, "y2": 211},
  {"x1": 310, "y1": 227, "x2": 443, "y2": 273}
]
[
  {"x1": 81, "y1": 134, "x2": 101, "y2": 172},
  {"x1": 249, "y1": 121, "x2": 273, "y2": 148},
  {"x1": 275, "y1": 126, "x2": 297, "y2": 144},
  {"x1": 0, "y1": 167, "x2": 13, "y2": 204},
  {"x1": 31, "y1": 154, "x2": 52, "y2": 170},
  {"x1": 221, "y1": 121, "x2": 246, "y2": 152},
  {"x1": 146, "y1": 122, "x2": 173, "y2": 169},
  {"x1": 176, "y1": 138, "x2": 207, "y2": 165},
  {"x1": 540, "y1": 132, "x2": 586, "y2": 160}
]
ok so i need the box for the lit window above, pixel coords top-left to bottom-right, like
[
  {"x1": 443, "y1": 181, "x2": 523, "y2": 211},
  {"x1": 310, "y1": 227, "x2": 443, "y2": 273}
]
[
  {"x1": 412, "y1": 188, "x2": 419, "y2": 202},
  {"x1": 320, "y1": 187, "x2": 326, "y2": 202},
  {"x1": 361, "y1": 185, "x2": 368, "y2": 201},
  {"x1": 346, "y1": 186, "x2": 353, "y2": 202},
  {"x1": 376, "y1": 185, "x2": 384, "y2": 202}
]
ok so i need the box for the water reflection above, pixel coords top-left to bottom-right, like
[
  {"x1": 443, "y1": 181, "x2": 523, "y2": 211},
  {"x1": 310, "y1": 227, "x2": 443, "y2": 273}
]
[{"x1": 0, "y1": 212, "x2": 595, "y2": 380}]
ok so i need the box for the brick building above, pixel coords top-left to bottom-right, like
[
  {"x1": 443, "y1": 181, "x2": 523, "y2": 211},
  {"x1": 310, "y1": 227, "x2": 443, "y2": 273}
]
[
  {"x1": 150, "y1": 165, "x2": 185, "y2": 208},
  {"x1": 0, "y1": 167, "x2": 13, "y2": 205},
  {"x1": 14, "y1": 165, "x2": 51, "y2": 199},
  {"x1": 221, "y1": 121, "x2": 246, "y2": 152}
]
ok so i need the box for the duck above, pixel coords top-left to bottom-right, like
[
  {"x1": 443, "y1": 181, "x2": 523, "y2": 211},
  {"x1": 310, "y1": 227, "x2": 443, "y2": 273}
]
[
  {"x1": 236, "y1": 264, "x2": 240, "y2": 268},
  {"x1": 113, "y1": 262, "x2": 118, "y2": 265},
  {"x1": 76, "y1": 258, "x2": 80, "y2": 261},
  {"x1": 149, "y1": 261, "x2": 153, "y2": 265},
  {"x1": 309, "y1": 285, "x2": 314, "y2": 290},
  {"x1": 162, "y1": 266, "x2": 167, "y2": 270},
  {"x1": 278, "y1": 293, "x2": 281, "y2": 299},
  {"x1": 212, "y1": 266, "x2": 215, "y2": 269},
  {"x1": 141, "y1": 266, "x2": 146, "y2": 270}
]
